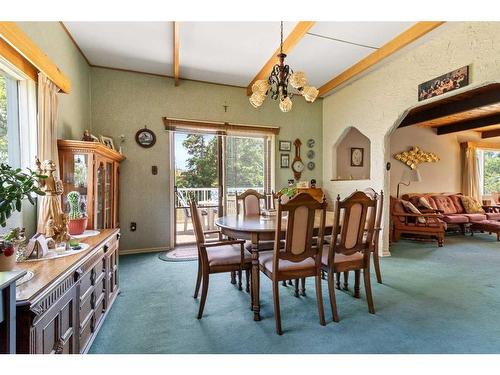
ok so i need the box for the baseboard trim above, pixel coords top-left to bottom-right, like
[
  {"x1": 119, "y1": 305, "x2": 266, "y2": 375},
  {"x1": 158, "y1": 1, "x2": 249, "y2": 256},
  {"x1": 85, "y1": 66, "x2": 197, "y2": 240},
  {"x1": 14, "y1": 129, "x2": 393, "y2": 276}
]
[{"x1": 120, "y1": 246, "x2": 170, "y2": 255}]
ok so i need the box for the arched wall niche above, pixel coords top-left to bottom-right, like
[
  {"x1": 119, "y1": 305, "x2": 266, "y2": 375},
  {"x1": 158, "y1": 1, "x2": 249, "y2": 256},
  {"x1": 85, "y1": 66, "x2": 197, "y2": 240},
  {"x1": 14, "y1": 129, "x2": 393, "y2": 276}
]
[{"x1": 332, "y1": 126, "x2": 371, "y2": 181}]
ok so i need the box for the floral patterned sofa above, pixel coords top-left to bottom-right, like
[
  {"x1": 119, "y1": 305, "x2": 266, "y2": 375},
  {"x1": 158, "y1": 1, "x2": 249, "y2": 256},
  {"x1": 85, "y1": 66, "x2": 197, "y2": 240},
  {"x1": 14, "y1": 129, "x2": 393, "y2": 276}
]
[{"x1": 401, "y1": 193, "x2": 500, "y2": 234}]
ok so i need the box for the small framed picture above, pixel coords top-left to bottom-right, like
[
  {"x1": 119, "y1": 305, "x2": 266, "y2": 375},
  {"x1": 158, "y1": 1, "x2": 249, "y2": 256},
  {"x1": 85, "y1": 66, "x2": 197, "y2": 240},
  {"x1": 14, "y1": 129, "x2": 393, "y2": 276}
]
[
  {"x1": 350, "y1": 147, "x2": 364, "y2": 167},
  {"x1": 100, "y1": 135, "x2": 115, "y2": 150},
  {"x1": 280, "y1": 154, "x2": 290, "y2": 168},
  {"x1": 135, "y1": 127, "x2": 157, "y2": 148},
  {"x1": 279, "y1": 140, "x2": 291, "y2": 152}
]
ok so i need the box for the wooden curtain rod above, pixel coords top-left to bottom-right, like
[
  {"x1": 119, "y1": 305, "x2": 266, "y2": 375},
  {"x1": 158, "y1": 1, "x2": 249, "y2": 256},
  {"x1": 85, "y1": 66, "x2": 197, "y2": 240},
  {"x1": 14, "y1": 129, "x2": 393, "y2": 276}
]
[
  {"x1": 461, "y1": 141, "x2": 500, "y2": 151},
  {"x1": 0, "y1": 22, "x2": 71, "y2": 93},
  {"x1": 163, "y1": 117, "x2": 280, "y2": 135}
]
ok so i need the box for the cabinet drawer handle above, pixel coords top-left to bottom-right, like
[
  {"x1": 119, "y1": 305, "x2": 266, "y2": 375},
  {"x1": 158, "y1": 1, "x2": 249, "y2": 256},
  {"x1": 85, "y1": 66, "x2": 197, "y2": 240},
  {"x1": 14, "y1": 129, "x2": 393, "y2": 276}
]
[
  {"x1": 116, "y1": 233, "x2": 121, "y2": 240},
  {"x1": 90, "y1": 269, "x2": 96, "y2": 284},
  {"x1": 103, "y1": 244, "x2": 109, "y2": 253},
  {"x1": 91, "y1": 293, "x2": 96, "y2": 308}
]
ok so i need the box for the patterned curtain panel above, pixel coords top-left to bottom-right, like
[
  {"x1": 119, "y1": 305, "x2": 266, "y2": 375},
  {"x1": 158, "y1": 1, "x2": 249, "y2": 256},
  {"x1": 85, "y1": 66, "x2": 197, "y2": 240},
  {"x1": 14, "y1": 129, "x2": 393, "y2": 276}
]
[
  {"x1": 461, "y1": 145, "x2": 481, "y2": 202},
  {"x1": 36, "y1": 72, "x2": 60, "y2": 233}
]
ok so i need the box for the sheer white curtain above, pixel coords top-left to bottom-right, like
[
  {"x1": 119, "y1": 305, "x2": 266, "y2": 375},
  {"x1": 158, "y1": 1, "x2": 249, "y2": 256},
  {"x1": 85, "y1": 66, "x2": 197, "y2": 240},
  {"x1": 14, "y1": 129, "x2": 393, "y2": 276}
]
[
  {"x1": 462, "y1": 144, "x2": 481, "y2": 201},
  {"x1": 36, "y1": 72, "x2": 60, "y2": 233}
]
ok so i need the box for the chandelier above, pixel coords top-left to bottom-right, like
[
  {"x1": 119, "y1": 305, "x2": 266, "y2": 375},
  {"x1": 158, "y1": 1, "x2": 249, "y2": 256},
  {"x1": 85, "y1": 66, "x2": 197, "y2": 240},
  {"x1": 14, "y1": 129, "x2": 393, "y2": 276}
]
[{"x1": 249, "y1": 21, "x2": 319, "y2": 112}]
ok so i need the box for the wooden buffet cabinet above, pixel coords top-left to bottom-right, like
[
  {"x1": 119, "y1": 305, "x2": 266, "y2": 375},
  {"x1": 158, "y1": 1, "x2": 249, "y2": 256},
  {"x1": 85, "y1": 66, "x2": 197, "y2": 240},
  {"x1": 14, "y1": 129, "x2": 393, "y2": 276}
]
[
  {"x1": 15, "y1": 229, "x2": 120, "y2": 354},
  {"x1": 58, "y1": 140, "x2": 125, "y2": 230}
]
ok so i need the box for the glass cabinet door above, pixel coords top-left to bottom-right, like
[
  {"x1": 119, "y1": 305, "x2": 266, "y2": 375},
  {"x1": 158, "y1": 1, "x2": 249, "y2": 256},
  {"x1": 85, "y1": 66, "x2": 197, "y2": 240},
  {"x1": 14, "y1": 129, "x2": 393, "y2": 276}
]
[
  {"x1": 96, "y1": 161, "x2": 104, "y2": 229},
  {"x1": 105, "y1": 162, "x2": 113, "y2": 228},
  {"x1": 61, "y1": 153, "x2": 89, "y2": 217}
]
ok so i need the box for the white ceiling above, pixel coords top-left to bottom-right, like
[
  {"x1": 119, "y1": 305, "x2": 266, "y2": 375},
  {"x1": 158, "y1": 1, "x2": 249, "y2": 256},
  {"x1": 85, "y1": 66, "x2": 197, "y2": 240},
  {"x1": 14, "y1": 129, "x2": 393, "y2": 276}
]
[{"x1": 64, "y1": 21, "x2": 415, "y2": 92}]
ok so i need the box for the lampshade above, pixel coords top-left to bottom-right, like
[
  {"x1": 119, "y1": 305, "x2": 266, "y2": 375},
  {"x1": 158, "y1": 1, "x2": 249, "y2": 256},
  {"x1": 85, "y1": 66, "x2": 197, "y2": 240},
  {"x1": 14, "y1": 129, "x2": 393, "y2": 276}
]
[
  {"x1": 289, "y1": 72, "x2": 307, "y2": 89},
  {"x1": 401, "y1": 169, "x2": 422, "y2": 183},
  {"x1": 249, "y1": 92, "x2": 266, "y2": 108},
  {"x1": 279, "y1": 96, "x2": 292, "y2": 112},
  {"x1": 252, "y1": 79, "x2": 269, "y2": 94},
  {"x1": 302, "y1": 86, "x2": 319, "y2": 103}
]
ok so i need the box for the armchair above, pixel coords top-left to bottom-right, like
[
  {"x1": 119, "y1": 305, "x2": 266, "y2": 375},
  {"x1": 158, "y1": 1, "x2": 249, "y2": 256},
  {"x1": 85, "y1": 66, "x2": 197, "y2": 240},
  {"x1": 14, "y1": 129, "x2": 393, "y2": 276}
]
[{"x1": 391, "y1": 196, "x2": 446, "y2": 247}]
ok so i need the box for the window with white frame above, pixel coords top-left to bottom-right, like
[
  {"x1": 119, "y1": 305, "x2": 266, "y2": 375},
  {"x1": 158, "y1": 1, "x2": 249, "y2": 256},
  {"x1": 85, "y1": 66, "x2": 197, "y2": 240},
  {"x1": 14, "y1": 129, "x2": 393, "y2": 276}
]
[
  {"x1": 0, "y1": 58, "x2": 38, "y2": 233},
  {"x1": 479, "y1": 149, "x2": 500, "y2": 197}
]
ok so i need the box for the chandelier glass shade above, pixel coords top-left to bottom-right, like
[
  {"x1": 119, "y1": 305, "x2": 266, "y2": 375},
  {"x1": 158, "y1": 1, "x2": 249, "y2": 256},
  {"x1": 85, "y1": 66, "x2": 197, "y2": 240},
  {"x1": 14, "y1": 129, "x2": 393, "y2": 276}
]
[{"x1": 249, "y1": 22, "x2": 319, "y2": 112}]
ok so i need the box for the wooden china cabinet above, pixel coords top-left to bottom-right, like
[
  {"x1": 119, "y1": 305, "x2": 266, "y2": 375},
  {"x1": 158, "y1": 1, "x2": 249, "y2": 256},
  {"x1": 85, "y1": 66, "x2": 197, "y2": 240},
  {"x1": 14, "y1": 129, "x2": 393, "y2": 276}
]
[{"x1": 58, "y1": 140, "x2": 125, "y2": 230}]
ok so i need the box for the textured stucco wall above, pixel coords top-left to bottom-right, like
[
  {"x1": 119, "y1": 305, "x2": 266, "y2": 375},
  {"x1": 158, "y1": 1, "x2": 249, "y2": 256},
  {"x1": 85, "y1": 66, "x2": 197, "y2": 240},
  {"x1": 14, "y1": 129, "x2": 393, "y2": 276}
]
[
  {"x1": 17, "y1": 22, "x2": 91, "y2": 139},
  {"x1": 389, "y1": 127, "x2": 487, "y2": 196},
  {"x1": 322, "y1": 22, "x2": 500, "y2": 255},
  {"x1": 90, "y1": 67, "x2": 323, "y2": 251}
]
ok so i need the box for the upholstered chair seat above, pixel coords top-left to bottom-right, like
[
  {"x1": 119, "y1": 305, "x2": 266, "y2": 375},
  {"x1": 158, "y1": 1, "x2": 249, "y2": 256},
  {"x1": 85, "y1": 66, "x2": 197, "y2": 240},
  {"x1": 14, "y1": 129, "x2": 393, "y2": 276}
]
[
  {"x1": 259, "y1": 251, "x2": 316, "y2": 274},
  {"x1": 321, "y1": 247, "x2": 363, "y2": 271},
  {"x1": 208, "y1": 245, "x2": 252, "y2": 267}
]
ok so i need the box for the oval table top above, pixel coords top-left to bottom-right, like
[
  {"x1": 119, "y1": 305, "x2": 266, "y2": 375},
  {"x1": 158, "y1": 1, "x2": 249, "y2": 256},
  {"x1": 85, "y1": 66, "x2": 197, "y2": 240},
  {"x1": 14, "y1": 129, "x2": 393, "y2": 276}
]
[{"x1": 215, "y1": 211, "x2": 334, "y2": 233}]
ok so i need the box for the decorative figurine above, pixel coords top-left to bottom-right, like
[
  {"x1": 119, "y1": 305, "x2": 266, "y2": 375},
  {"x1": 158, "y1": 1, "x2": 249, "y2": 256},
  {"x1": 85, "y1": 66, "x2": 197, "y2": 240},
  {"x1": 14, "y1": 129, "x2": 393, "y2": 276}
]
[
  {"x1": 82, "y1": 129, "x2": 99, "y2": 142},
  {"x1": 44, "y1": 218, "x2": 56, "y2": 249},
  {"x1": 54, "y1": 213, "x2": 71, "y2": 246},
  {"x1": 36, "y1": 158, "x2": 69, "y2": 248},
  {"x1": 36, "y1": 158, "x2": 65, "y2": 233}
]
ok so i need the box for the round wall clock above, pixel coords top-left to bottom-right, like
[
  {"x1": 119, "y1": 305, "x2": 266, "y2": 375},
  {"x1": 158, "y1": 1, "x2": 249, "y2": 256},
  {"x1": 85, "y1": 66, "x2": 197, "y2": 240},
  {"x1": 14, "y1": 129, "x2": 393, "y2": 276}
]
[
  {"x1": 307, "y1": 150, "x2": 315, "y2": 159},
  {"x1": 135, "y1": 127, "x2": 156, "y2": 148},
  {"x1": 307, "y1": 139, "x2": 315, "y2": 148},
  {"x1": 307, "y1": 161, "x2": 315, "y2": 171}
]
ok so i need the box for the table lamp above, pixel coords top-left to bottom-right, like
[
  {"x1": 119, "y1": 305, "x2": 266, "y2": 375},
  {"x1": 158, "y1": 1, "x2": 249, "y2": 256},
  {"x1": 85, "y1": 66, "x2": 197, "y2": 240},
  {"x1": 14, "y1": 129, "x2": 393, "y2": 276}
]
[{"x1": 397, "y1": 169, "x2": 421, "y2": 198}]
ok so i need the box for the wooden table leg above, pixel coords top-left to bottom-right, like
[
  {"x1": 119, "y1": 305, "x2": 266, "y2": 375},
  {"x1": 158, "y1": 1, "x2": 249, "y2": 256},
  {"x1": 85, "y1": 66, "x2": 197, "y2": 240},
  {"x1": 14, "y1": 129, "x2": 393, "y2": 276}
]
[{"x1": 251, "y1": 233, "x2": 261, "y2": 321}]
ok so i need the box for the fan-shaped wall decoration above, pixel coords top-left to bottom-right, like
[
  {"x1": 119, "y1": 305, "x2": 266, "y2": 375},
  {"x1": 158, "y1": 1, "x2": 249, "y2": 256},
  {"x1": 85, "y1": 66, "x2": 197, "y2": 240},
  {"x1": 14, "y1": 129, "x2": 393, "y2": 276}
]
[{"x1": 393, "y1": 146, "x2": 439, "y2": 170}]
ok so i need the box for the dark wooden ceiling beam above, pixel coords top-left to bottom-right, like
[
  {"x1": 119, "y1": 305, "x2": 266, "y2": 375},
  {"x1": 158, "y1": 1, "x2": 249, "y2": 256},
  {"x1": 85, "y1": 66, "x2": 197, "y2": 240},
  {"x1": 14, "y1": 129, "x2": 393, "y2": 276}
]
[
  {"x1": 481, "y1": 128, "x2": 500, "y2": 139},
  {"x1": 399, "y1": 83, "x2": 500, "y2": 127},
  {"x1": 435, "y1": 114, "x2": 500, "y2": 135}
]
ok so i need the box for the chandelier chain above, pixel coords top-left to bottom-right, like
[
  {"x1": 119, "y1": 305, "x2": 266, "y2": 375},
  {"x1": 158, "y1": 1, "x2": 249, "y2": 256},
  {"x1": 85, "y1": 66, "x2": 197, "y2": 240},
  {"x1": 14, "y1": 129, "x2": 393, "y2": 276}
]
[{"x1": 280, "y1": 21, "x2": 283, "y2": 55}]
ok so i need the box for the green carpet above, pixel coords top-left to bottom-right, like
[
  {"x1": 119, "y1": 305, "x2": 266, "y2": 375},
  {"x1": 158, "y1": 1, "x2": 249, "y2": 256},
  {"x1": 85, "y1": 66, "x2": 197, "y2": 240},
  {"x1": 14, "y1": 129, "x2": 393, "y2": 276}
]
[{"x1": 89, "y1": 233, "x2": 500, "y2": 354}]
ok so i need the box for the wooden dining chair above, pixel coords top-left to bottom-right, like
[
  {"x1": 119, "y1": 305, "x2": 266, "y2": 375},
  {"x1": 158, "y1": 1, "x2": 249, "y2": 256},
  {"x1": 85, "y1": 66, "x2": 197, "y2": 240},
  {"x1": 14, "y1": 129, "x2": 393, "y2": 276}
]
[
  {"x1": 322, "y1": 191, "x2": 377, "y2": 322},
  {"x1": 338, "y1": 189, "x2": 384, "y2": 289},
  {"x1": 236, "y1": 189, "x2": 267, "y2": 215},
  {"x1": 258, "y1": 192, "x2": 327, "y2": 335},
  {"x1": 189, "y1": 194, "x2": 252, "y2": 319}
]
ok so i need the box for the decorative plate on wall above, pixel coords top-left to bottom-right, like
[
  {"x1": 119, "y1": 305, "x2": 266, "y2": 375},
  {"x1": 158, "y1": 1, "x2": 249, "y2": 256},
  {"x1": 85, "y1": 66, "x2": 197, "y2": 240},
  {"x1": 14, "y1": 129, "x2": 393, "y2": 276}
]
[
  {"x1": 307, "y1": 150, "x2": 315, "y2": 159},
  {"x1": 307, "y1": 161, "x2": 315, "y2": 171},
  {"x1": 135, "y1": 127, "x2": 156, "y2": 148},
  {"x1": 307, "y1": 139, "x2": 315, "y2": 148}
]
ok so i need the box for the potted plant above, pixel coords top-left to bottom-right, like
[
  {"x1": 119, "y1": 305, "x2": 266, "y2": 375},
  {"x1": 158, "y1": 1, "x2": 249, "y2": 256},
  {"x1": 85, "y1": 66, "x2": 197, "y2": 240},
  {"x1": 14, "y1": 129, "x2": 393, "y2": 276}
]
[
  {"x1": 0, "y1": 163, "x2": 45, "y2": 270},
  {"x1": 66, "y1": 191, "x2": 87, "y2": 235}
]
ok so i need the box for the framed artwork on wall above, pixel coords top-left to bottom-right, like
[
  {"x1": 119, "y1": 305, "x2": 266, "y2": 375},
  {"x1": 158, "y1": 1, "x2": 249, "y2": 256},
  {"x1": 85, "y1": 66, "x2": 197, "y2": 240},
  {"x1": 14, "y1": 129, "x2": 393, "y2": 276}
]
[
  {"x1": 280, "y1": 154, "x2": 290, "y2": 168},
  {"x1": 135, "y1": 127, "x2": 156, "y2": 148},
  {"x1": 350, "y1": 147, "x2": 364, "y2": 167},
  {"x1": 279, "y1": 140, "x2": 291, "y2": 151},
  {"x1": 418, "y1": 65, "x2": 469, "y2": 101}
]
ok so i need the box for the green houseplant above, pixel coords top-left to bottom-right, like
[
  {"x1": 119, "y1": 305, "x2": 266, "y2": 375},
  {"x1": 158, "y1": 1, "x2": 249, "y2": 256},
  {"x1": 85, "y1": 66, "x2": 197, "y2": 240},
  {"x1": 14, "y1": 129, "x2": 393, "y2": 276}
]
[
  {"x1": 66, "y1": 190, "x2": 87, "y2": 235},
  {"x1": 0, "y1": 163, "x2": 45, "y2": 270}
]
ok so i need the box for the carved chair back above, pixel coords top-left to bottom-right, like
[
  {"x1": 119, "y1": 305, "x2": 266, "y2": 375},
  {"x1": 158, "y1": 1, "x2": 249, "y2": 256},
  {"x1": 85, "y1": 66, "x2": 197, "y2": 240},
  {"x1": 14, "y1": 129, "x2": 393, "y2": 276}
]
[
  {"x1": 188, "y1": 193, "x2": 206, "y2": 246},
  {"x1": 328, "y1": 191, "x2": 377, "y2": 265},
  {"x1": 273, "y1": 193, "x2": 327, "y2": 272},
  {"x1": 236, "y1": 189, "x2": 266, "y2": 216},
  {"x1": 363, "y1": 188, "x2": 383, "y2": 250}
]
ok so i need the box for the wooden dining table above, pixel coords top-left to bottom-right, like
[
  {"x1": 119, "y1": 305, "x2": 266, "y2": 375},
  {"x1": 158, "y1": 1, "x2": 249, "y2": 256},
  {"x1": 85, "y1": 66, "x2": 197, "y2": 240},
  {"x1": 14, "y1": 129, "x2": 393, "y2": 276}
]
[{"x1": 215, "y1": 211, "x2": 334, "y2": 321}]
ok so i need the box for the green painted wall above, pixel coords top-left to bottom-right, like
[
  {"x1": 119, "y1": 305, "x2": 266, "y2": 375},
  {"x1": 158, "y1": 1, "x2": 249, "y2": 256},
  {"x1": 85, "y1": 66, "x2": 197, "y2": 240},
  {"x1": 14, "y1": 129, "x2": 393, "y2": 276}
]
[
  {"x1": 17, "y1": 22, "x2": 91, "y2": 139},
  {"x1": 90, "y1": 67, "x2": 323, "y2": 251}
]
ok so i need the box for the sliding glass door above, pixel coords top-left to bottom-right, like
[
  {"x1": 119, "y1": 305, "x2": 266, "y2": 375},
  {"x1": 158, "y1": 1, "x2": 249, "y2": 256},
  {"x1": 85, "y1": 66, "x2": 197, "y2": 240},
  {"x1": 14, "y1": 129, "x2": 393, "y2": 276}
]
[{"x1": 173, "y1": 131, "x2": 272, "y2": 245}]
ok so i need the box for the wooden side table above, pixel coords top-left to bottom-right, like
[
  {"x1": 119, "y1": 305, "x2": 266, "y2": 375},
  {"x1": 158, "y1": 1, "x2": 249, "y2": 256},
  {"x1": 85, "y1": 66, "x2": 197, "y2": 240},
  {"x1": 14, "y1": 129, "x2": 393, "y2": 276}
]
[{"x1": 0, "y1": 270, "x2": 26, "y2": 354}]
